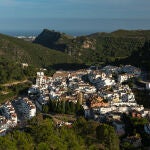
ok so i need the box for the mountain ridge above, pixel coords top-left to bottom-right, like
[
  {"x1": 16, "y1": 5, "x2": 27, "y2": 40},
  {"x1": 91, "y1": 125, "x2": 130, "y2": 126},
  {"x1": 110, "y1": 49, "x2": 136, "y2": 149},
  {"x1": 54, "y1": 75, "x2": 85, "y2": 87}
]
[
  {"x1": 33, "y1": 29, "x2": 150, "y2": 70},
  {"x1": 0, "y1": 29, "x2": 150, "y2": 71}
]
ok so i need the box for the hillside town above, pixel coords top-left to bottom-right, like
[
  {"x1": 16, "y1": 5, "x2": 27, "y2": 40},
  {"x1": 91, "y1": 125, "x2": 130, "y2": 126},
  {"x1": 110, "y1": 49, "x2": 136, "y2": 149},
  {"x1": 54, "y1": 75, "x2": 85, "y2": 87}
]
[{"x1": 0, "y1": 65, "x2": 150, "y2": 141}]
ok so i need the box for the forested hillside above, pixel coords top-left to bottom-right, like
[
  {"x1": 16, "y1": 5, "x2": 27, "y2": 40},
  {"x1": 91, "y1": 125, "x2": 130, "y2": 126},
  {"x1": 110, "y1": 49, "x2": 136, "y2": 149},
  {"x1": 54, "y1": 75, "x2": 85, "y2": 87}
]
[
  {"x1": 0, "y1": 59, "x2": 35, "y2": 84},
  {"x1": 0, "y1": 33, "x2": 74, "y2": 67},
  {"x1": 34, "y1": 29, "x2": 150, "y2": 69},
  {"x1": 0, "y1": 115, "x2": 120, "y2": 150},
  {"x1": 0, "y1": 29, "x2": 150, "y2": 85}
]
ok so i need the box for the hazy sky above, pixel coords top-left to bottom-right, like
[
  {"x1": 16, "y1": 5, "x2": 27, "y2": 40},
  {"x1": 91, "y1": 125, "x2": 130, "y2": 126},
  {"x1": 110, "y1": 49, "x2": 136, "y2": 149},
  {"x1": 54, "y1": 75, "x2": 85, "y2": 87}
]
[
  {"x1": 0, "y1": 0, "x2": 150, "y2": 34},
  {"x1": 0, "y1": 0, "x2": 150, "y2": 19}
]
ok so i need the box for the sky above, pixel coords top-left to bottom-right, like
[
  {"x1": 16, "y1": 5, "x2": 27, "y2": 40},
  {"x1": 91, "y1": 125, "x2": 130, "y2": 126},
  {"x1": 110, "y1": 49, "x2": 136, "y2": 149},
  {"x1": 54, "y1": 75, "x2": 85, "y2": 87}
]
[{"x1": 0, "y1": 0, "x2": 150, "y2": 35}]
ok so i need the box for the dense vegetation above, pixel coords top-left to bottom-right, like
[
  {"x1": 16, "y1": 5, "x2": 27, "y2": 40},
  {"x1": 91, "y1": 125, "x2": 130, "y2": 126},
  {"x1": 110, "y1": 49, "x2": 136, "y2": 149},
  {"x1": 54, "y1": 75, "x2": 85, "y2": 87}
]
[
  {"x1": 0, "y1": 58, "x2": 36, "y2": 84},
  {"x1": 0, "y1": 58, "x2": 35, "y2": 103},
  {"x1": 0, "y1": 29, "x2": 149, "y2": 77},
  {"x1": 0, "y1": 115, "x2": 120, "y2": 150},
  {"x1": 133, "y1": 89, "x2": 150, "y2": 108},
  {"x1": 34, "y1": 29, "x2": 150, "y2": 70},
  {"x1": 96, "y1": 124, "x2": 119, "y2": 150},
  {"x1": 0, "y1": 29, "x2": 149, "y2": 82},
  {"x1": 42, "y1": 99, "x2": 84, "y2": 115},
  {"x1": 122, "y1": 113, "x2": 150, "y2": 148},
  {"x1": 0, "y1": 82, "x2": 32, "y2": 103}
]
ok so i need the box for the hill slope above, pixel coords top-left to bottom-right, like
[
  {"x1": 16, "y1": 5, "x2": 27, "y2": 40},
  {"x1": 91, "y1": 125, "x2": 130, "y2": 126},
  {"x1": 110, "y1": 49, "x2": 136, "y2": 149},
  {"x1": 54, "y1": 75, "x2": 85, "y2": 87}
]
[
  {"x1": 34, "y1": 29, "x2": 150, "y2": 69},
  {"x1": 34, "y1": 29, "x2": 73, "y2": 52},
  {"x1": 0, "y1": 33, "x2": 74, "y2": 67}
]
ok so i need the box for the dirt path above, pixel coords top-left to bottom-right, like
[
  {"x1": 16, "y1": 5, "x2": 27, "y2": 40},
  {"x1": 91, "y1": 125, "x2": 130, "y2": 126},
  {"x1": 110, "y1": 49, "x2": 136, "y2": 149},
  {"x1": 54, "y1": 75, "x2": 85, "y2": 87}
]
[
  {"x1": 43, "y1": 113, "x2": 76, "y2": 124},
  {"x1": 1, "y1": 79, "x2": 31, "y2": 87}
]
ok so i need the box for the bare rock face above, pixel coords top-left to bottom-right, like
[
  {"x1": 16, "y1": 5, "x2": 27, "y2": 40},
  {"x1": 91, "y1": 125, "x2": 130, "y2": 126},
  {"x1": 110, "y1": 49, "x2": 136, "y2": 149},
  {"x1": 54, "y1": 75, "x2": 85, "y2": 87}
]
[
  {"x1": 82, "y1": 38, "x2": 96, "y2": 50},
  {"x1": 34, "y1": 29, "x2": 73, "y2": 52}
]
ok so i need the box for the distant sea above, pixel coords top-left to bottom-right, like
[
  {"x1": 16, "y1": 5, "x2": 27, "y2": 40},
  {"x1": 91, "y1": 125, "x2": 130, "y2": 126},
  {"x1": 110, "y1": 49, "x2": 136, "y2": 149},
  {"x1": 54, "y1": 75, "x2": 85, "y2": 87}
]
[{"x1": 0, "y1": 18, "x2": 150, "y2": 37}]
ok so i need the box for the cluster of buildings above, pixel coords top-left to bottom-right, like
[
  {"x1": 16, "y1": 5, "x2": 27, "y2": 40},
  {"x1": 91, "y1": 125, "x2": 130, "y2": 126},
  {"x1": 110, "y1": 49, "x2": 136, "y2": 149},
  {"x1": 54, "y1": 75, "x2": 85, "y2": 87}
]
[
  {"x1": 13, "y1": 97, "x2": 36, "y2": 120},
  {"x1": 1, "y1": 64, "x2": 149, "y2": 138},
  {"x1": 0, "y1": 98, "x2": 36, "y2": 136},
  {"x1": 28, "y1": 65, "x2": 149, "y2": 137},
  {"x1": 28, "y1": 70, "x2": 95, "y2": 110},
  {"x1": 0, "y1": 101, "x2": 17, "y2": 136},
  {"x1": 84, "y1": 65, "x2": 149, "y2": 136},
  {"x1": 16, "y1": 35, "x2": 36, "y2": 42}
]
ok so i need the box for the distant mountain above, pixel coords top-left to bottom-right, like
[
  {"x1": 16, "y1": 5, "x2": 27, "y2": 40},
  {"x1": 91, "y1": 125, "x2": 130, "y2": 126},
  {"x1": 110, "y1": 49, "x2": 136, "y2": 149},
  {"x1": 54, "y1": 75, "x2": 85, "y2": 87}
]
[
  {"x1": 34, "y1": 29, "x2": 150, "y2": 70},
  {"x1": 0, "y1": 33, "x2": 75, "y2": 67}
]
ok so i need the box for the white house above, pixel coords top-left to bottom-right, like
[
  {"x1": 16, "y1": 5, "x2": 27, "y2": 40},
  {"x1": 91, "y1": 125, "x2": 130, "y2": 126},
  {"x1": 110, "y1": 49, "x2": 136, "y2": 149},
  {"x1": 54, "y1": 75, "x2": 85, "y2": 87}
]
[
  {"x1": 36, "y1": 72, "x2": 47, "y2": 87},
  {"x1": 146, "y1": 82, "x2": 150, "y2": 90},
  {"x1": 83, "y1": 105, "x2": 91, "y2": 118},
  {"x1": 144, "y1": 123, "x2": 150, "y2": 134},
  {"x1": 19, "y1": 98, "x2": 36, "y2": 119}
]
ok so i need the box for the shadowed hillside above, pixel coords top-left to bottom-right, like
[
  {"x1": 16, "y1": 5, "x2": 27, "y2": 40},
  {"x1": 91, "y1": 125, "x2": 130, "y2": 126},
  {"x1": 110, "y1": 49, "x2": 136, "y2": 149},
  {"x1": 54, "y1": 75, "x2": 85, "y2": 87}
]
[
  {"x1": 0, "y1": 33, "x2": 75, "y2": 67},
  {"x1": 33, "y1": 29, "x2": 150, "y2": 69},
  {"x1": 34, "y1": 29, "x2": 73, "y2": 52}
]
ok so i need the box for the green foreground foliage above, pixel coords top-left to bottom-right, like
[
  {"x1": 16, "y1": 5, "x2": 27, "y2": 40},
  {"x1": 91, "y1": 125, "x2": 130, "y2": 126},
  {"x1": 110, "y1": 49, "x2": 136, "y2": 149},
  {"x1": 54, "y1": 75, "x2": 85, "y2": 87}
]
[
  {"x1": 96, "y1": 124, "x2": 120, "y2": 150},
  {"x1": 122, "y1": 113, "x2": 150, "y2": 148},
  {"x1": 0, "y1": 115, "x2": 120, "y2": 150}
]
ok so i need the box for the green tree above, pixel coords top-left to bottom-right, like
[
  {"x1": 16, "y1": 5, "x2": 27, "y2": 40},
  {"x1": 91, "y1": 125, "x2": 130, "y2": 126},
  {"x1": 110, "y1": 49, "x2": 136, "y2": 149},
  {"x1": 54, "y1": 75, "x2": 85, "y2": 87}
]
[
  {"x1": 65, "y1": 101, "x2": 70, "y2": 114},
  {"x1": 42, "y1": 105, "x2": 49, "y2": 113},
  {"x1": 69, "y1": 102, "x2": 75, "y2": 114},
  {"x1": 37, "y1": 142, "x2": 49, "y2": 150},
  {"x1": 96, "y1": 124, "x2": 119, "y2": 150},
  {"x1": 0, "y1": 136, "x2": 17, "y2": 150},
  {"x1": 60, "y1": 101, "x2": 65, "y2": 114},
  {"x1": 11, "y1": 131, "x2": 34, "y2": 150}
]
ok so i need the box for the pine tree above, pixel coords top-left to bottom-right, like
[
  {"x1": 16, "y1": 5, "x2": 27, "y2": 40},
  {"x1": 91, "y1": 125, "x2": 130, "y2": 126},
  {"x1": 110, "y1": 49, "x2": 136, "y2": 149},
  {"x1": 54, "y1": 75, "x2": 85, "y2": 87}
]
[{"x1": 96, "y1": 124, "x2": 119, "y2": 150}]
